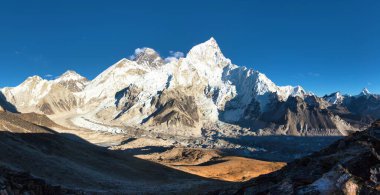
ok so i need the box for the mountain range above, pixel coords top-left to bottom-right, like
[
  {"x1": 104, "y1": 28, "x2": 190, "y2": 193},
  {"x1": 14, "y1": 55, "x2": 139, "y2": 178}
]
[
  {"x1": 1, "y1": 38, "x2": 379, "y2": 138},
  {"x1": 1, "y1": 38, "x2": 380, "y2": 194}
]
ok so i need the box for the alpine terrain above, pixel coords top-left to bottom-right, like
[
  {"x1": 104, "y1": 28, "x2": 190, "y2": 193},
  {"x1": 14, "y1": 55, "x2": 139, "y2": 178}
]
[
  {"x1": 2, "y1": 38, "x2": 377, "y2": 139},
  {"x1": 0, "y1": 38, "x2": 379, "y2": 194}
]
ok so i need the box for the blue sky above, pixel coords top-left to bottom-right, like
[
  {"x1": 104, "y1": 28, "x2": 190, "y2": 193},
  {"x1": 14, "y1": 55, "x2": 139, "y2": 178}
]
[{"x1": 0, "y1": 0, "x2": 379, "y2": 95}]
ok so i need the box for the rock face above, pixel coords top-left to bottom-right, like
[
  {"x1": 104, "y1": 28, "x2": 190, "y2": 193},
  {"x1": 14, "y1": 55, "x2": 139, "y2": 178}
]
[
  {"x1": 236, "y1": 120, "x2": 380, "y2": 194},
  {"x1": 1, "y1": 38, "x2": 379, "y2": 136}
]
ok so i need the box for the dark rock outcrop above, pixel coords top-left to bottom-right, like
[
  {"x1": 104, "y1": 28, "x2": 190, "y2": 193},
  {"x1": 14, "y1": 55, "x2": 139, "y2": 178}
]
[
  {"x1": 0, "y1": 167, "x2": 76, "y2": 195},
  {"x1": 236, "y1": 120, "x2": 380, "y2": 194}
]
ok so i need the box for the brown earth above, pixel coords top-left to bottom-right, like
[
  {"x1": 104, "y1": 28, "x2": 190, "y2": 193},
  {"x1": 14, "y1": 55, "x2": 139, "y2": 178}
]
[
  {"x1": 136, "y1": 147, "x2": 286, "y2": 182},
  {"x1": 170, "y1": 156, "x2": 286, "y2": 182}
]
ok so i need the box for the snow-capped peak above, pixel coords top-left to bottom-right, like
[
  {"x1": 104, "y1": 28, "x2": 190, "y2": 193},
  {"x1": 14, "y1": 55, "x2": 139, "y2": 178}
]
[
  {"x1": 203, "y1": 37, "x2": 219, "y2": 48},
  {"x1": 19, "y1": 75, "x2": 45, "y2": 87},
  {"x1": 324, "y1": 91, "x2": 344, "y2": 104},
  {"x1": 188, "y1": 37, "x2": 222, "y2": 57},
  {"x1": 186, "y1": 37, "x2": 230, "y2": 68},
  {"x1": 55, "y1": 70, "x2": 87, "y2": 82},
  {"x1": 133, "y1": 48, "x2": 164, "y2": 67},
  {"x1": 360, "y1": 88, "x2": 371, "y2": 96},
  {"x1": 26, "y1": 75, "x2": 43, "y2": 82},
  {"x1": 292, "y1": 86, "x2": 306, "y2": 96}
]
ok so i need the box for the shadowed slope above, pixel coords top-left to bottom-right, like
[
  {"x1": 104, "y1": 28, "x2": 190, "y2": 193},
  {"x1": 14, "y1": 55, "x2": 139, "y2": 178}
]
[
  {"x1": 0, "y1": 91, "x2": 18, "y2": 113},
  {"x1": 0, "y1": 112, "x2": 235, "y2": 193}
]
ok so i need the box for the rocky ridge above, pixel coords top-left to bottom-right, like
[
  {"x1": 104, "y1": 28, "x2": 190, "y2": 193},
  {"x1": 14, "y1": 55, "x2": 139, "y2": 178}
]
[{"x1": 236, "y1": 120, "x2": 380, "y2": 194}]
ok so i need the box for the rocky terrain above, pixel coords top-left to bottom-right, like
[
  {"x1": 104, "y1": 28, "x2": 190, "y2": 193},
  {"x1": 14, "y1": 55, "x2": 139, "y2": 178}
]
[
  {"x1": 236, "y1": 120, "x2": 380, "y2": 194},
  {"x1": 324, "y1": 90, "x2": 380, "y2": 129}
]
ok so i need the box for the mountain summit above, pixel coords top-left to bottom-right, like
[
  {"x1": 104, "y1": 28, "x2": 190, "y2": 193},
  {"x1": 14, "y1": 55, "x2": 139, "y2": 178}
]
[
  {"x1": 360, "y1": 88, "x2": 371, "y2": 96},
  {"x1": 186, "y1": 37, "x2": 229, "y2": 68},
  {"x1": 133, "y1": 48, "x2": 164, "y2": 67},
  {"x1": 55, "y1": 70, "x2": 87, "y2": 81},
  {"x1": 54, "y1": 70, "x2": 88, "y2": 92}
]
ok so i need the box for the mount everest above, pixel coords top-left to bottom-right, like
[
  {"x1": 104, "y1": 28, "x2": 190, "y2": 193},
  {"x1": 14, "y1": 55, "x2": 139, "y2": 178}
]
[{"x1": 1, "y1": 38, "x2": 379, "y2": 137}]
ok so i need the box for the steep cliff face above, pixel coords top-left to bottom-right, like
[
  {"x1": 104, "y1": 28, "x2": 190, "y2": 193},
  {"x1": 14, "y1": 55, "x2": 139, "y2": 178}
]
[
  {"x1": 143, "y1": 89, "x2": 202, "y2": 136},
  {"x1": 255, "y1": 96, "x2": 352, "y2": 135},
  {"x1": 237, "y1": 120, "x2": 380, "y2": 194}
]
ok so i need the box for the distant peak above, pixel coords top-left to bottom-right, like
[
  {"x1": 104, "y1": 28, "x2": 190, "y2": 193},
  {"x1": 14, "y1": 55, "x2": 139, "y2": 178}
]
[
  {"x1": 133, "y1": 48, "x2": 157, "y2": 57},
  {"x1": 326, "y1": 91, "x2": 342, "y2": 97},
  {"x1": 324, "y1": 91, "x2": 345, "y2": 104},
  {"x1": 26, "y1": 75, "x2": 43, "y2": 82},
  {"x1": 56, "y1": 70, "x2": 87, "y2": 81},
  {"x1": 142, "y1": 48, "x2": 158, "y2": 55},
  {"x1": 63, "y1": 70, "x2": 78, "y2": 75},
  {"x1": 360, "y1": 88, "x2": 371, "y2": 96},
  {"x1": 19, "y1": 75, "x2": 45, "y2": 87},
  {"x1": 132, "y1": 48, "x2": 164, "y2": 67}
]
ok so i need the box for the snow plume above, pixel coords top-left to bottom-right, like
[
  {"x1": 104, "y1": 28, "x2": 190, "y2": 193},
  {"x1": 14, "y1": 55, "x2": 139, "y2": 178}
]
[
  {"x1": 164, "y1": 51, "x2": 184, "y2": 63},
  {"x1": 129, "y1": 47, "x2": 148, "y2": 60}
]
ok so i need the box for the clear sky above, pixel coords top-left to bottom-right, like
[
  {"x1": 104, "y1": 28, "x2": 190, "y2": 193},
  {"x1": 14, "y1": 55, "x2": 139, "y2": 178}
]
[{"x1": 0, "y1": 0, "x2": 379, "y2": 96}]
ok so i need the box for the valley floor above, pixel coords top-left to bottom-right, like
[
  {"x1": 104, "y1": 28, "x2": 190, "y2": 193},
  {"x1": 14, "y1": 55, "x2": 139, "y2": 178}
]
[
  {"x1": 49, "y1": 113, "x2": 286, "y2": 183},
  {"x1": 0, "y1": 111, "x2": 348, "y2": 193}
]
